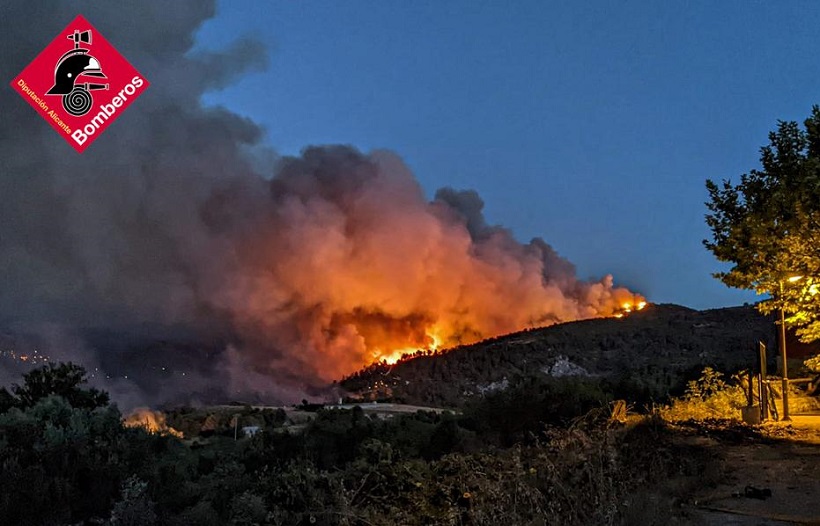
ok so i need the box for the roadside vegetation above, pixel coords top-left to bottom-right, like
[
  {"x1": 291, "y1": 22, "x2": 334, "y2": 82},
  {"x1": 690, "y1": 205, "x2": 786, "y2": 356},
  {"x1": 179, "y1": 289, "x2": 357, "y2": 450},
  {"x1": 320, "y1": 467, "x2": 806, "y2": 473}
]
[
  {"x1": 658, "y1": 367, "x2": 747, "y2": 422},
  {"x1": 0, "y1": 362, "x2": 726, "y2": 526}
]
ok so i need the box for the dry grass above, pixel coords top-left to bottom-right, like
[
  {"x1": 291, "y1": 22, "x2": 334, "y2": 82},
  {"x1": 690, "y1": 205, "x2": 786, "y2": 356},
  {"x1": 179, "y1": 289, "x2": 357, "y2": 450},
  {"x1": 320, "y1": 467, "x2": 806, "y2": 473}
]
[{"x1": 305, "y1": 413, "x2": 719, "y2": 526}]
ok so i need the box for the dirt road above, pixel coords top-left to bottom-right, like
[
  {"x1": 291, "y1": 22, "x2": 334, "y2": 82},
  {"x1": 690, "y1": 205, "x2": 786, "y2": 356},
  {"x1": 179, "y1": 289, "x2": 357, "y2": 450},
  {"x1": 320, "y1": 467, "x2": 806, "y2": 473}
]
[{"x1": 673, "y1": 417, "x2": 820, "y2": 525}]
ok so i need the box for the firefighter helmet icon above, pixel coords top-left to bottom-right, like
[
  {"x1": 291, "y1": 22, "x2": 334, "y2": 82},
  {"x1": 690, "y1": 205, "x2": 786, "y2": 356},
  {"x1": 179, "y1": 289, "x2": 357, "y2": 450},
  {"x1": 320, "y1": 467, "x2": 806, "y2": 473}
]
[{"x1": 45, "y1": 29, "x2": 108, "y2": 116}]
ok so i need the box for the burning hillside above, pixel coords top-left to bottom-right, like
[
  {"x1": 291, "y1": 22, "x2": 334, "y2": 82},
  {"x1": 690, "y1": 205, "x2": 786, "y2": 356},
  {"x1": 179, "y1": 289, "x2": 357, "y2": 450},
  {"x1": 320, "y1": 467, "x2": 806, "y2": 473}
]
[
  {"x1": 222, "y1": 147, "x2": 646, "y2": 379},
  {"x1": 341, "y1": 303, "x2": 776, "y2": 408},
  {"x1": 0, "y1": 1, "x2": 643, "y2": 401}
]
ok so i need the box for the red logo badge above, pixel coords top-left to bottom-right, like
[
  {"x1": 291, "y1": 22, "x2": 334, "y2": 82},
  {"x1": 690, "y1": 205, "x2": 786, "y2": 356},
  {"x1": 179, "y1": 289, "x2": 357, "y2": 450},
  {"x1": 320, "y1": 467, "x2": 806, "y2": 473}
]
[{"x1": 10, "y1": 15, "x2": 149, "y2": 153}]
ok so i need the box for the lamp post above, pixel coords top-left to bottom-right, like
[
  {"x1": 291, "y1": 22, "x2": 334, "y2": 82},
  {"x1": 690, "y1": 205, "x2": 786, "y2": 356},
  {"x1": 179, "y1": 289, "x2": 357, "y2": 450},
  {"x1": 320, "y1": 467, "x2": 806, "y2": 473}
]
[{"x1": 778, "y1": 275, "x2": 803, "y2": 421}]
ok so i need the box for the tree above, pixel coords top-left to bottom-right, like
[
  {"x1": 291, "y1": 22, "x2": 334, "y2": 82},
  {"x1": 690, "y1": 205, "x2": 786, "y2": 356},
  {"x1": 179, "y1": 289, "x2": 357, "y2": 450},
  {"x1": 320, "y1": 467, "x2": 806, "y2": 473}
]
[
  {"x1": 11, "y1": 362, "x2": 109, "y2": 409},
  {"x1": 106, "y1": 476, "x2": 158, "y2": 526},
  {"x1": 705, "y1": 106, "x2": 820, "y2": 341},
  {"x1": 0, "y1": 395, "x2": 128, "y2": 524}
]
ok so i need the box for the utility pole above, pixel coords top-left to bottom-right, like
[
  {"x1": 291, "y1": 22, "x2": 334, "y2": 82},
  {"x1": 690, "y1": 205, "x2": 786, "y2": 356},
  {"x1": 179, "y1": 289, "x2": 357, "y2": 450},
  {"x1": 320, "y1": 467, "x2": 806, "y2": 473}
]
[
  {"x1": 778, "y1": 276, "x2": 803, "y2": 421},
  {"x1": 779, "y1": 298, "x2": 790, "y2": 421}
]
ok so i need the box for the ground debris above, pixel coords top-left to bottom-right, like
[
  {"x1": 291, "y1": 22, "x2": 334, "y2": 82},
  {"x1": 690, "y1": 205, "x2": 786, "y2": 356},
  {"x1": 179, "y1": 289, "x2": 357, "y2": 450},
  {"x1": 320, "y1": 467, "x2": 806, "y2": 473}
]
[
  {"x1": 669, "y1": 418, "x2": 804, "y2": 444},
  {"x1": 732, "y1": 485, "x2": 772, "y2": 499},
  {"x1": 671, "y1": 419, "x2": 769, "y2": 442}
]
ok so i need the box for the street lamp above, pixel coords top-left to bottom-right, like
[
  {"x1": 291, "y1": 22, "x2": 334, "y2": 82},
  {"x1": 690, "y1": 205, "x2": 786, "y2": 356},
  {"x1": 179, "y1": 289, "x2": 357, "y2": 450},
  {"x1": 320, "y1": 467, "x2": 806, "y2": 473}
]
[{"x1": 779, "y1": 275, "x2": 803, "y2": 421}]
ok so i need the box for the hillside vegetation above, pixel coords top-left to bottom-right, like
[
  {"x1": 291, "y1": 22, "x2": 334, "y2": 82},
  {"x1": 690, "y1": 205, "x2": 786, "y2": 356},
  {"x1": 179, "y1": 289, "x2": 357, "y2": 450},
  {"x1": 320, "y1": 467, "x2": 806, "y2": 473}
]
[
  {"x1": 341, "y1": 304, "x2": 776, "y2": 407},
  {"x1": 0, "y1": 363, "x2": 718, "y2": 526}
]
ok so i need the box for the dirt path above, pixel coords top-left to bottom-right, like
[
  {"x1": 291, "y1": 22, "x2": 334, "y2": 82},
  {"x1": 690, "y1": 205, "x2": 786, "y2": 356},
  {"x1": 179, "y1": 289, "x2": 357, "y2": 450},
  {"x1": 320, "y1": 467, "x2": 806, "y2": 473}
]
[{"x1": 674, "y1": 417, "x2": 820, "y2": 525}]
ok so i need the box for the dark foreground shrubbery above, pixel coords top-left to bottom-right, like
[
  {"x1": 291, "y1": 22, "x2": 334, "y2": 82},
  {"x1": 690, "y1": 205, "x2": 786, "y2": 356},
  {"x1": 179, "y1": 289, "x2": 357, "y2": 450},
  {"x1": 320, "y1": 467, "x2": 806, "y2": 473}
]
[{"x1": 0, "y1": 363, "x2": 716, "y2": 525}]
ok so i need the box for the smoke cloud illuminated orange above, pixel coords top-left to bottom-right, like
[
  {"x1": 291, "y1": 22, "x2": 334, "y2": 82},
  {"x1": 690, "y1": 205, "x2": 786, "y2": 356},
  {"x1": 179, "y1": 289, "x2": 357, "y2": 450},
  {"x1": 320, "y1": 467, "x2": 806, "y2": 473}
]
[
  {"x1": 0, "y1": 4, "x2": 644, "y2": 400},
  {"x1": 214, "y1": 147, "x2": 645, "y2": 380}
]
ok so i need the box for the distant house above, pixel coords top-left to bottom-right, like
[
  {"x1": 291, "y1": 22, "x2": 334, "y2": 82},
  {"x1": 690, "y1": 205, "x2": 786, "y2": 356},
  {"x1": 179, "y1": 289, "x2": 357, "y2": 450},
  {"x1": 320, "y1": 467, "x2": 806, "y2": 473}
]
[{"x1": 242, "y1": 426, "x2": 261, "y2": 437}]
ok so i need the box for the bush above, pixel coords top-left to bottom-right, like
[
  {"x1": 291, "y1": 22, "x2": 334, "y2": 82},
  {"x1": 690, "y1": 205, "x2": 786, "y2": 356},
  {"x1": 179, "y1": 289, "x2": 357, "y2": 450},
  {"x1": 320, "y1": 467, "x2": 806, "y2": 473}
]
[{"x1": 659, "y1": 367, "x2": 746, "y2": 421}]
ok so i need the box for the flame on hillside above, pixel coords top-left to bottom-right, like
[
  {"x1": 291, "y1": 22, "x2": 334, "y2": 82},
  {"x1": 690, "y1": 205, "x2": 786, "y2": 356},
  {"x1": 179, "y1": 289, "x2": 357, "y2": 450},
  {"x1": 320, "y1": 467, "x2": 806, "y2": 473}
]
[
  {"x1": 376, "y1": 328, "x2": 446, "y2": 365},
  {"x1": 613, "y1": 300, "x2": 648, "y2": 318},
  {"x1": 367, "y1": 297, "x2": 647, "y2": 365},
  {"x1": 124, "y1": 408, "x2": 183, "y2": 438}
]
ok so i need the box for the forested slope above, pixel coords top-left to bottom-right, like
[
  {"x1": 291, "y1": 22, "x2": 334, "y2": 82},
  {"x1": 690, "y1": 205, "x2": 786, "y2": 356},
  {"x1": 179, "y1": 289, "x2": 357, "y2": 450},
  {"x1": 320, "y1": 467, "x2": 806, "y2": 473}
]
[{"x1": 341, "y1": 304, "x2": 776, "y2": 406}]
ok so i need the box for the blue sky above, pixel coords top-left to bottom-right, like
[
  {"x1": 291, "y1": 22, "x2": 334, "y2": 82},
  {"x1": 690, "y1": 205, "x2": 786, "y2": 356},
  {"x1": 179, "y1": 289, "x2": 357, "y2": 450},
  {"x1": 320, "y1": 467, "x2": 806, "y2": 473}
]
[{"x1": 194, "y1": 1, "x2": 820, "y2": 309}]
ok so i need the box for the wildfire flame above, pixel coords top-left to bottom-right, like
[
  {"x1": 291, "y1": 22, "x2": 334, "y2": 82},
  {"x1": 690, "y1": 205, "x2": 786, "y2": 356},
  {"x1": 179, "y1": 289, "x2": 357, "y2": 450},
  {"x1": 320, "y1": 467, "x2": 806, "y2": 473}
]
[
  {"x1": 124, "y1": 408, "x2": 183, "y2": 438},
  {"x1": 374, "y1": 327, "x2": 446, "y2": 365},
  {"x1": 613, "y1": 300, "x2": 649, "y2": 319}
]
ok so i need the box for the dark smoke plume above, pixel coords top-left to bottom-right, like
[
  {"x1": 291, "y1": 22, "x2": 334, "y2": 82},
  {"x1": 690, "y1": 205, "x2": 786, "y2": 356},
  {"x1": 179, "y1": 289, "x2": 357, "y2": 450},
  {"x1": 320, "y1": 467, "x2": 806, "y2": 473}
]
[{"x1": 0, "y1": 1, "x2": 641, "y2": 406}]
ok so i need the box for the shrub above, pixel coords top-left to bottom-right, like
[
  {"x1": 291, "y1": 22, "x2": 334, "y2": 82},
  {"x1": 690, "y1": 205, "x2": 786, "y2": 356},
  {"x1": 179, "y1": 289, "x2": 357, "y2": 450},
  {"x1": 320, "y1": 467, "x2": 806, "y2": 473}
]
[{"x1": 659, "y1": 367, "x2": 746, "y2": 421}]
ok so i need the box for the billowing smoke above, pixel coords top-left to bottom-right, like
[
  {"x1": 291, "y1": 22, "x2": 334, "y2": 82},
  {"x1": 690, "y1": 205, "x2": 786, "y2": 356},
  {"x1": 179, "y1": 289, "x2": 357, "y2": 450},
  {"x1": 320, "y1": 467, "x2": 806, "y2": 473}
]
[
  {"x1": 0, "y1": 1, "x2": 642, "y2": 404},
  {"x1": 224, "y1": 147, "x2": 642, "y2": 381}
]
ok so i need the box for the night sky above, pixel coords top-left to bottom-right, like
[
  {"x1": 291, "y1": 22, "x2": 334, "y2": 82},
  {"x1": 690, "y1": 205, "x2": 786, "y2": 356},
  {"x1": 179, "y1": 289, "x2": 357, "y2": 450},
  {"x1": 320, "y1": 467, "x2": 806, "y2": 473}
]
[{"x1": 195, "y1": 1, "x2": 820, "y2": 309}]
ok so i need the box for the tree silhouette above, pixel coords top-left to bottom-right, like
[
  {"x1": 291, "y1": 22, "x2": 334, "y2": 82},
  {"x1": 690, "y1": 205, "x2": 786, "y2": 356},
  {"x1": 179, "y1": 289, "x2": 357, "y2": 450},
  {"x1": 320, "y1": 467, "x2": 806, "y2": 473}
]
[{"x1": 12, "y1": 362, "x2": 109, "y2": 409}]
